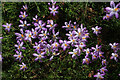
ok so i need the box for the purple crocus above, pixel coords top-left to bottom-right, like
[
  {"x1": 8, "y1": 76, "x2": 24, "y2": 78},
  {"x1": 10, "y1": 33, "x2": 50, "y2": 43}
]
[
  {"x1": 24, "y1": 30, "x2": 32, "y2": 42},
  {"x1": 22, "y1": 5, "x2": 28, "y2": 10},
  {"x1": 71, "y1": 22, "x2": 79, "y2": 30},
  {"x1": 91, "y1": 52, "x2": 98, "y2": 60},
  {"x1": 52, "y1": 29, "x2": 59, "y2": 41},
  {"x1": 83, "y1": 48, "x2": 91, "y2": 56},
  {"x1": 52, "y1": 41, "x2": 59, "y2": 49},
  {"x1": 33, "y1": 42, "x2": 41, "y2": 53},
  {"x1": 46, "y1": 20, "x2": 57, "y2": 31},
  {"x1": 94, "y1": 72, "x2": 105, "y2": 80},
  {"x1": 105, "y1": 1, "x2": 120, "y2": 18},
  {"x1": 74, "y1": 42, "x2": 86, "y2": 52},
  {"x1": 98, "y1": 51, "x2": 104, "y2": 59},
  {"x1": 19, "y1": 62, "x2": 27, "y2": 71},
  {"x1": 31, "y1": 28, "x2": 38, "y2": 38},
  {"x1": 0, "y1": 54, "x2": 2, "y2": 62},
  {"x1": 19, "y1": 20, "x2": 30, "y2": 28},
  {"x1": 69, "y1": 49, "x2": 80, "y2": 59},
  {"x1": 15, "y1": 41, "x2": 26, "y2": 50},
  {"x1": 102, "y1": 59, "x2": 107, "y2": 66},
  {"x1": 0, "y1": 37, "x2": 3, "y2": 43},
  {"x1": 2, "y1": 23, "x2": 12, "y2": 32},
  {"x1": 66, "y1": 31, "x2": 75, "y2": 39},
  {"x1": 100, "y1": 66, "x2": 108, "y2": 74},
  {"x1": 59, "y1": 40, "x2": 70, "y2": 51},
  {"x1": 91, "y1": 45, "x2": 102, "y2": 55},
  {"x1": 50, "y1": 51, "x2": 60, "y2": 61},
  {"x1": 82, "y1": 56, "x2": 90, "y2": 65},
  {"x1": 68, "y1": 37, "x2": 77, "y2": 46},
  {"x1": 14, "y1": 51, "x2": 23, "y2": 61},
  {"x1": 103, "y1": 14, "x2": 112, "y2": 20},
  {"x1": 33, "y1": 52, "x2": 45, "y2": 62},
  {"x1": 109, "y1": 42, "x2": 119, "y2": 52},
  {"x1": 49, "y1": 5, "x2": 59, "y2": 16},
  {"x1": 92, "y1": 26, "x2": 102, "y2": 36},
  {"x1": 35, "y1": 20, "x2": 46, "y2": 31},
  {"x1": 33, "y1": 15, "x2": 39, "y2": 26},
  {"x1": 110, "y1": 53, "x2": 118, "y2": 62},
  {"x1": 62, "y1": 21, "x2": 72, "y2": 30},
  {"x1": 15, "y1": 29, "x2": 24, "y2": 41},
  {"x1": 39, "y1": 30, "x2": 49, "y2": 39},
  {"x1": 19, "y1": 11, "x2": 28, "y2": 19}
]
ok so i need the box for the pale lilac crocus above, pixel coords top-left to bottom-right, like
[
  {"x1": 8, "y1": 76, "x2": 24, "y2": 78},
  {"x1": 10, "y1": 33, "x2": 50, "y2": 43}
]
[
  {"x1": 68, "y1": 37, "x2": 77, "y2": 46},
  {"x1": 100, "y1": 66, "x2": 108, "y2": 74},
  {"x1": 52, "y1": 29, "x2": 59, "y2": 41},
  {"x1": 69, "y1": 49, "x2": 80, "y2": 59},
  {"x1": 92, "y1": 26, "x2": 102, "y2": 36},
  {"x1": 35, "y1": 20, "x2": 46, "y2": 31},
  {"x1": 109, "y1": 42, "x2": 119, "y2": 51},
  {"x1": 0, "y1": 37, "x2": 3, "y2": 43},
  {"x1": 31, "y1": 28, "x2": 38, "y2": 38},
  {"x1": 33, "y1": 15, "x2": 39, "y2": 26},
  {"x1": 62, "y1": 21, "x2": 72, "y2": 30},
  {"x1": 94, "y1": 72, "x2": 104, "y2": 80},
  {"x1": 46, "y1": 20, "x2": 57, "y2": 31},
  {"x1": 21, "y1": 5, "x2": 28, "y2": 10},
  {"x1": 103, "y1": 14, "x2": 112, "y2": 20},
  {"x1": 98, "y1": 51, "x2": 104, "y2": 59},
  {"x1": 75, "y1": 42, "x2": 86, "y2": 52},
  {"x1": 33, "y1": 42, "x2": 41, "y2": 53},
  {"x1": 0, "y1": 54, "x2": 2, "y2": 62},
  {"x1": 52, "y1": 42, "x2": 59, "y2": 49},
  {"x1": 33, "y1": 52, "x2": 45, "y2": 62},
  {"x1": 49, "y1": 5, "x2": 59, "y2": 16},
  {"x1": 66, "y1": 31, "x2": 75, "y2": 39},
  {"x1": 19, "y1": 62, "x2": 27, "y2": 71},
  {"x1": 83, "y1": 48, "x2": 91, "y2": 56},
  {"x1": 59, "y1": 40, "x2": 70, "y2": 51},
  {"x1": 71, "y1": 22, "x2": 79, "y2": 30},
  {"x1": 74, "y1": 28, "x2": 83, "y2": 38},
  {"x1": 14, "y1": 51, "x2": 23, "y2": 61},
  {"x1": 15, "y1": 41, "x2": 26, "y2": 50},
  {"x1": 39, "y1": 30, "x2": 49, "y2": 39},
  {"x1": 91, "y1": 52, "x2": 98, "y2": 60},
  {"x1": 15, "y1": 29, "x2": 24, "y2": 41},
  {"x1": 2, "y1": 23, "x2": 12, "y2": 32},
  {"x1": 82, "y1": 56, "x2": 90, "y2": 65},
  {"x1": 110, "y1": 53, "x2": 118, "y2": 62},
  {"x1": 105, "y1": 1, "x2": 120, "y2": 18},
  {"x1": 102, "y1": 59, "x2": 107, "y2": 66},
  {"x1": 24, "y1": 30, "x2": 32, "y2": 42},
  {"x1": 50, "y1": 51, "x2": 60, "y2": 61},
  {"x1": 19, "y1": 11, "x2": 28, "y2": 19},
  {"x1": 19, "y1": 20, "x2": 30, "y2": 28},
  {"x1": 92, "y1": 45, "x2": 102, "y2": 54}
]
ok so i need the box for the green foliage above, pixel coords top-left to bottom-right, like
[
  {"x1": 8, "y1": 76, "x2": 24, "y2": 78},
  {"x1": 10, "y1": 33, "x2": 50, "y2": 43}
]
[{"x1": 2, "y1": 2, "x2": 120, "y2": 80}]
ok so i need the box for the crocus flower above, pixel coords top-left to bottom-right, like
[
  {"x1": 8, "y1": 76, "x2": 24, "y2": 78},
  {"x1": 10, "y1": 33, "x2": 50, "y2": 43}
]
[
  {"x1": 0, "y1": 54, "x2": 2, "y2": 62},
  {"x1": 49, "y1": 5, "x2": 59, "y2": 16},
  {"x1": 46, "y1": 20, "x2": 57, "y2": 31},
  {"x1": 71, "y1": 22, "x2": 79, "y2": 30},
  {"x1": 94, "y1": 72, "x2": 104, "y2": 80},
  {"x1": 98, "y1": 51, "x2": 104, "y2": 59},
  {"x1": 74, "y1": 42, "x2": 86, "y2": 52},
  {"x1": 15, "y1": 29, "x2": 24, "y2": 41},
  {"x1": 21, "y1": 5, "x2": 28, "y2": 10},
  {"x1": 82, "y1": 56, "x2": 90, "y2": 65},
  {"x1": 102, "y1": 59, "x2": 107, "y2": 66},
  {"x1": 52, "y1": 42, "x2": 59, "y2": 49},
  {"x1": 14, "y1": 51, "x2": 23, "y2": 61},
  {"x1": 19, "y1": 11, "x2": 28, "y2": 19},
  {"x1": 19, "y1": 20, "x2": 30, "y2": 28},
  {"x1": 59, "y1": 40, "x2": 70, "y2": 51},
  {"x1": 110, "y1": 53, "x2": 118, "y2": 62},
  {"x1": 0, "y1": 37, "x2": 3, "y2": 43},
  {"x1": 91, "y1": 52, "x2": 98, "y2": 60},
  {"x1": 91, "y1": 45, "x2": 102, "y2": 55},
  {"x1": 2, "y1": 23, "x2": 12, "y2": 32},
  {"x1": 52, "y1": 29, "x2": 59, "y2": 41},
  {"x1": 69, "y1": 49, "x2": 80, "y2": 59},
  {"x1": 103, "y1": 14, "x2": 112, "y2": 20},
  {"x1": 33, "y1": 42, "x2": 41, "y2": 53},
  {"x1": 109, "y1": 42, "x2": 119, "y2": 51},
  {"x1": 68, "y1": 37, "x2": 77, "y2": 46},
  {"x1": 100, "y1": 66, "x2": 108, "y2": 74},
  {"x1": 33, "y1": 15, "x2": 40, "y2": 26},
  {"x1": 33, "y1": 52, "x2": 45, "y2": 62},
  {"x1": 74, "y1": 28, "x2": 83, "y2": 38},
  {"x1": 50, "y1": 51, "x2": 60, "y2": 61},
  {"x1": 19, "y1": 62, "x2": 27, "y2": 71},
  {"x1": 48, "y1": 0, "x2": 56, "y2": 6},
  {"x1": 24, "y1": 30, "x2": 32, "y2": 42},
  {"x1": 39, "y1": 30, "x2": 49, "y2": 39},
  {"x1": 35, "y1": 20, "x2": 46, "y2": 31},
  {"x1": 66, "y1": 31, "x2": 75, "y2": 39},
  {"x1": 15, "y1": 41, "x2": 26, "y2": 50},
  {"x1": 83, "y1": 48, "x2": 91, "y2": 56},
  {"x1": 31, "y1": 28, "x2": 38, "y2": 38},
  {"x1": 62, "y1": 21, "x2": 72, "y2": 30},
  {"x1": 105, "y1": 1, "x2": 120, "y2": 18},
  {"x1": 92, "y1": 26, "x2": 102, "y2": 36}
]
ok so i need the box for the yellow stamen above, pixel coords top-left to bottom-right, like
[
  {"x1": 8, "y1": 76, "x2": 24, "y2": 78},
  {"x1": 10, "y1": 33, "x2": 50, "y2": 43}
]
[
  {"x1": 74, "y1": 26, "x2": 76, "y2": 29},
  {"x1": 38, "y1": 55, "x2": 41, "y2": 58},
  {"x1": 115, "y1": 54, "x2": 118, "y2": 57},
  {"x1": 39, "y1": 26, "x2": 42, "y2": 28},
  {"x1": 36, "y1": 19, "x2": 38, "y2": 22},
  {"x1": 114, "y1": 8, "x2": 119, "y2": 11},
  {"x1": 44, "y1": 34, "x2": 46, "y2": 36},
  {"x1": 96, "y1": 29, "x2": 98, "y2": 32},
  {"x1": 23, "y1": 15, "x2": 25, "y2": 18},
  {"x1": 106, "y1": 15, "x2": 109, "y2": 18},
  {"x1": 67, "y1": 25, "x2": 70, "y2": 27},
  {"x1": 21, "y1": 34, "x2": 24, "y2": 37},
  {"x1": 7, "y1": 26, "x2": 10, "y2": 28},
  {"x1": 50, "y1": 24, "x2": 52, "y2": 27},
  {"x1": 29, "y1": 35, "x2": 31, "y2": 37},
  {"x1": 85, "y1": 34, "x2": 88, "y2": 36},
  {"x1": 53, "y1": 9, "x2": 56, "y2": 12},
  {"x1": 55, "y1": 44, "x2": 58, "y2": 47},
  {"x1": 37, "y1": 47, "x2": 40, "y2": 49},
  {"x1": 18, "y1": 55, "x2": 21, "y2": 58},
  {"x1": 72, "y1": 40, "x2": 75, "y2": 42},
  {"x1": 18, "y1": 46, "x2": 21, "y2": 49},
  {"x1": 74, "y1": 52, "x2": 77, "y2": 55},
  {"x1": 79, "y1": 32, "x2": 81, "y2": 35},
  {"x1": 53, "y1": 52, "x2": 56, "y2": 55},
  {"x1": 82, "y1": 37, "x2": 85, "y2": 40},
  {"x1": 65, "y1": 44, "x2": 67, "y2": 46}
]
